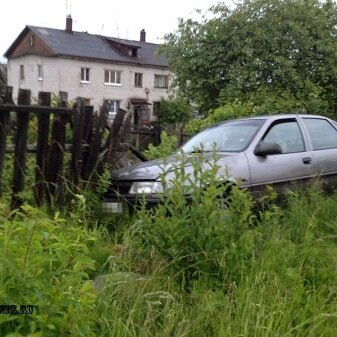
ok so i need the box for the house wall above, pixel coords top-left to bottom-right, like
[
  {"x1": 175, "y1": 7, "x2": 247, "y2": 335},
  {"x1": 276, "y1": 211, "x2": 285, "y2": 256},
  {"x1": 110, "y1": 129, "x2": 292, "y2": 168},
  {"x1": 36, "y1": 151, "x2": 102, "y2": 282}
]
[{"x1": 7, "y1": 55, "x2": 172, "y2": 120}]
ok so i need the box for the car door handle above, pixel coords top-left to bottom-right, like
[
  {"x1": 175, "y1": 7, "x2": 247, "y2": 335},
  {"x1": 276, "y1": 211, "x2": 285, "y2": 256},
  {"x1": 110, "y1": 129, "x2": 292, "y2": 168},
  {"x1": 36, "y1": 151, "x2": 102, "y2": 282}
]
[{"x1": 302, "y1": 157, "x2": 312, "y2": 164}]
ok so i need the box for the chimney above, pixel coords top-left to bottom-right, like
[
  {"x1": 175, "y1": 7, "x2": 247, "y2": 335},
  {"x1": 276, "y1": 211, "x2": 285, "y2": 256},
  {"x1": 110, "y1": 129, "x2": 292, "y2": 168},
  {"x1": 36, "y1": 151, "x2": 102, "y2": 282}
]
[
  {"x1": 66, "y1": 15, "x2": 73, "y2": 33},
  {"x1": 140, "y1": 29, "x2": 146, "y2": 42}
]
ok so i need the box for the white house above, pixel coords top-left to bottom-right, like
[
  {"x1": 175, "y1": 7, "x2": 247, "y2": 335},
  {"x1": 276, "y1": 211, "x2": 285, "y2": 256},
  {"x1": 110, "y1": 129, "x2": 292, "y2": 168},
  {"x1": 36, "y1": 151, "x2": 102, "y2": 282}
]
[{"x1": 5, "y1": 16, "x2": 172, "y2": 125}]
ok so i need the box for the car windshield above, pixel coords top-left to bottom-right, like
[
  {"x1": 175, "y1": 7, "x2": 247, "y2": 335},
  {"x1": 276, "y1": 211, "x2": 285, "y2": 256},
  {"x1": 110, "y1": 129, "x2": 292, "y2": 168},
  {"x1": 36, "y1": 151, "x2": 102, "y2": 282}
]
[{"x1": 182, "y1": 119, "x2": 266, "y2": 153}]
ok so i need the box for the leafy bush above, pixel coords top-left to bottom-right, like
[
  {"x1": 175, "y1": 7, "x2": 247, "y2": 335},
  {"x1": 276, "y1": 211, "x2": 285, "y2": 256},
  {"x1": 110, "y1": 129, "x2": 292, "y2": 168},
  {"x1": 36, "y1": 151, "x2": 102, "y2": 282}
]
[
  {"x1": 2, "y1": 179, "x2": 337, "y2": 336},
  {"x1": 135, "y1": 152, "x2": 258, "y2": 287},
  {"x1": 185, "y1": 100, "x2": 255, "y2": 133},
  {"x1": 144, "y1": 131, "x2": 178, "y2": 160},
  {"x1": 0, "y1": 204, "x2": 98, "y2": 336},
  {"x1": 243, "y1": 84, "x2": 330, "y2": 116},
  {"x1": 157, "y1": 98, "x2": 193, "y2": 125},
  {"x1": 185, "y1": 89, "x2": 330, "y2": 134},
  {"x1": 162, "y1": 0, "x2": 337, "y2": 114}
]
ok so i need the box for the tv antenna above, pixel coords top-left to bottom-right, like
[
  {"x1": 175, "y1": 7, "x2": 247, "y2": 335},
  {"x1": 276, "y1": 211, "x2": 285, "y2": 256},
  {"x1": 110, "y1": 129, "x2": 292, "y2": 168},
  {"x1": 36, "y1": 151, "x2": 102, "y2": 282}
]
[{"x1": 66, "y1": 0, "x2": 72, "y2": 14}]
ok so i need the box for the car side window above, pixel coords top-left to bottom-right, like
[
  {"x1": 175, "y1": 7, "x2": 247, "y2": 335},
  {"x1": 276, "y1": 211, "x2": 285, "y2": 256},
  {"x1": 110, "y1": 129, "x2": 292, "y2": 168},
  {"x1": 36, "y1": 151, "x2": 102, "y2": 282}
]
[
  {"x1": 303, "y1": 118, "x2": 337, "y2": 150},
  {"x1": 263, "y1": 120, "x2": 305, "y2": 154}
]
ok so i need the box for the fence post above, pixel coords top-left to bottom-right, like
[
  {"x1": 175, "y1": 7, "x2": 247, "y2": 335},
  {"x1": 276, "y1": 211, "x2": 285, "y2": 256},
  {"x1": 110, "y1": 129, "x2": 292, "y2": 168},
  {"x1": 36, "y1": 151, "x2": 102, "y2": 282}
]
[
  {"x1": 70, "y1": 98, "x2": 86, "y2": 190},
  {"x1": 11, "y1": 88, "x2": 31, "y2": 209},
  {"x1": 82, "y1": 105, "x2": 94, "y2": 144},
  {"x1": 35, "y1": 91, "x2": 51, "y2": 205},
  {"x1": 82, "y1": 104, "x2": 108, "y2": 185},
  {"x1": 0, "y1": 85, "x2": 13, "y2": 195},
  {"x1": 152, "y1": 124, "x2": 162, "y2": 146},
  {"x1": 46, "y1": 104, "x2": 69, "y2": 207},
  {"x1": 103, "y1": 108, "x2": 126, "y2": 168}
]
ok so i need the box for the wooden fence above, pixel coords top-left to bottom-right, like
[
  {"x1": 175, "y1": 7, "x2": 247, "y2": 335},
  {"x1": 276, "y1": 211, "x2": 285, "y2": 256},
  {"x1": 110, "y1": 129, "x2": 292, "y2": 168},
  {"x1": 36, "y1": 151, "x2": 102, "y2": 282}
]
[
  {"x1": 120, "y1": 122, "x2": 190, "y2": 151},
  {"x1": 0, "y1": 86, "x2": 128, "y2": 209},
  {"x1": 0, "y1": 85, "x2": 191, "y2": 209}
]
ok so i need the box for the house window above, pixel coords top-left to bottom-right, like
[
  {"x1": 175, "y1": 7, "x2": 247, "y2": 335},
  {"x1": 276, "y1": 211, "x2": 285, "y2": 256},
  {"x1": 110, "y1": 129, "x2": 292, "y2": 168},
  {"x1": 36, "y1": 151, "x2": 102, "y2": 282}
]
[
  {"x1": 104, "y1": 70, "x2": 122, "y2": 85},
  {"x1": 153, "y1": 101, "x2": 161, "y2": 115},
  {"x1": 81, "y1": 67, "x2": 90, "y2": 83},
  {"x1": 154, "y1": 75, "x2": 168, "y2": 88},
  {"x1": 105, "y1": 99, "x2": 120, "y2": 121},
  {"x1": 37, "y1": 64, "x2": 43, "y2": 80},
  {"x1": 20, "y1": 65, "x2": 24, "y2": 80},
  {"x1": 59, "y1": 91, "x2": 68, "y2": 106},
  {"x1": 134, "y1": 73, "x2": 143, "y2": 87},
  {"x1": 29, "y1": 35, "x2": 35, "y2": 48},
  {"x1": 128, "y1": 48, "x2": 138, "y2": 57}
]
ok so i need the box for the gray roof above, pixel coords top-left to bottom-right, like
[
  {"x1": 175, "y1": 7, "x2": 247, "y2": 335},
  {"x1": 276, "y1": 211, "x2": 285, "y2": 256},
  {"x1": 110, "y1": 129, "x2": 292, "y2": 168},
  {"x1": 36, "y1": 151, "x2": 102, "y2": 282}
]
[{"x1": 28, "y1": 26, "x2": 168, "y2": 68}]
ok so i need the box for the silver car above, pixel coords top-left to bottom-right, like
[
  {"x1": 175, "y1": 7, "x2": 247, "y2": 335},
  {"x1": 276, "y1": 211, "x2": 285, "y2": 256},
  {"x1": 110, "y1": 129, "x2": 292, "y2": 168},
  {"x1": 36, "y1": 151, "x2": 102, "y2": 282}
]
[{"x1": 102, "y1": 114, "x2": 337, "y2": 213}]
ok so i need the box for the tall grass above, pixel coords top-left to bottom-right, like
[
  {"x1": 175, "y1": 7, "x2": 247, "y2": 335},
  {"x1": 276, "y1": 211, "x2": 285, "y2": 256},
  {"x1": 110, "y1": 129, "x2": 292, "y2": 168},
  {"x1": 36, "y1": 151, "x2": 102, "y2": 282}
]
[
  {"x1": 93, "y1": 186, "x2": 337, "y2": 337},
  {"x1": 93, "y1": 157, "x2": 337, "y2": 337},
  {"x1": 1, "y1": 153, "x2": 337, "y2": 336}
]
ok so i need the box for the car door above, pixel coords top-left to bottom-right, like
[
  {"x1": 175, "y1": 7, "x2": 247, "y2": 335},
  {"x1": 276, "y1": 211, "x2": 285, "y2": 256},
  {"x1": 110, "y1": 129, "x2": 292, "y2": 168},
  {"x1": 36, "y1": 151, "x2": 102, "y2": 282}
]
[
  {"x1": 300, "y1": 117, "x2": 337, "y2": 188},
  {"x1": 247, "y1": 118, "x2": 315, "y2": 195}
]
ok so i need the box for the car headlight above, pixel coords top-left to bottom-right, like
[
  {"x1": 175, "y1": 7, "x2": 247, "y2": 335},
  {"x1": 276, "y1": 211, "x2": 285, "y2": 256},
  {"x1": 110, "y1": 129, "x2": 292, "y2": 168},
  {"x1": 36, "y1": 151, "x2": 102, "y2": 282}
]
[{"x1": 129, "y1": 181, "x2": 164, "y2": 195}]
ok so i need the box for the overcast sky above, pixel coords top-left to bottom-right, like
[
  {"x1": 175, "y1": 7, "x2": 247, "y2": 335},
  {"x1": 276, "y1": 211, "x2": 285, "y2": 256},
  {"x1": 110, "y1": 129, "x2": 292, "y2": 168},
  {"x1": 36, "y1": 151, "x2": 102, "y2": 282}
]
[{"x1": 1, "y1": 0, "x2": 233, "y2": 62}]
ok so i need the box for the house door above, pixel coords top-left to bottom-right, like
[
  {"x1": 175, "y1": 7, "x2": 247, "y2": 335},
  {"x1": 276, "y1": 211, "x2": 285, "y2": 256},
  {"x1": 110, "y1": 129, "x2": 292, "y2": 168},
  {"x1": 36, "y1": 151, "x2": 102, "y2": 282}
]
[{"x1": 134, "y1": 107, "x2": 141, "y2": 126}]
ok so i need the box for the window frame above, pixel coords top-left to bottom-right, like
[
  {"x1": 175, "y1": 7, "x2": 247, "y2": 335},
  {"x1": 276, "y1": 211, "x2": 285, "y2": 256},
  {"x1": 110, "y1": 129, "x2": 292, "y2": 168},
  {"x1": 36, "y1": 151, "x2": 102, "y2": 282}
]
[
  {"x1": 104, "y1": 70, "x2": 122, "y2": 86},
  {"x1": 153, "y1": 101, "x2": 161, "y2": 116},
  {"x1": 29, "y1": 35, "x2": 35, "y2": 48},
  {"x1": 80, "y1": 67, "x2": 90, "y2": 83},
  {"x1": 19, "y1": 65, "x2": 24, "y2": 81},
  {"x1": 105, "y1": 99, "x2": 121, "y2": 113},
  {"x1": 37, "y1": 64, "x2": 43, "y2": 80},
  {"x1": 261, "y1": 119, "x2": 306, "y2": 154},
  {"x1": 303, "y1": 118, "x2": 337, "y2": 151},
  {"x1": 154, "y1": 74, "x2": 169, "y2": 89},
  {"x1": 134, "y1": 72, "x2": 143, "y2": 87}
]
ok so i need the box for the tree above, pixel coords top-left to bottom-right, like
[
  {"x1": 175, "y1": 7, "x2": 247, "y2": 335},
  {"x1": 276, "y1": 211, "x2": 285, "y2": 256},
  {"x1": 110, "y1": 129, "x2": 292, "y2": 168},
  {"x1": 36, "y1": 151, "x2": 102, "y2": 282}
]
[
  {"x1": 162, "y1": 0, "x2": 337, "y2": 115},
  {"x1": 157, "y1": 98, "x2": 193, "y2": 125}
]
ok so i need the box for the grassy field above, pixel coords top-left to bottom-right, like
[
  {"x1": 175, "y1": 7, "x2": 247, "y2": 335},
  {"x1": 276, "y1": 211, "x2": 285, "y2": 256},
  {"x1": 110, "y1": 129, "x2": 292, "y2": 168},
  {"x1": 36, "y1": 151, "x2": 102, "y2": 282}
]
[{"x1": 1, "y1": 177, "x2": 337, "y2": 336}]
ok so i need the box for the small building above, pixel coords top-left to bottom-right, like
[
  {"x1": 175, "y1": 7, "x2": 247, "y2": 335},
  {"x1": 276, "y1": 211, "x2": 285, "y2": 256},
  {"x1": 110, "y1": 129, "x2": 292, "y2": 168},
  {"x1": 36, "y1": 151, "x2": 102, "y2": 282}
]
[{"x1": 4, "y1": 16, "x2": 171, "y2": 125}]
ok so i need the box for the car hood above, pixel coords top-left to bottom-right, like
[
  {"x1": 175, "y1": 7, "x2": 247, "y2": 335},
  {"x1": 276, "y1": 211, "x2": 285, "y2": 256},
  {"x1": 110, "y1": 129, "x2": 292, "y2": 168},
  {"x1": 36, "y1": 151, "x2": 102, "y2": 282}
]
[{"x1": 110, "y1": 152, "x2": 250, "y2": 184}]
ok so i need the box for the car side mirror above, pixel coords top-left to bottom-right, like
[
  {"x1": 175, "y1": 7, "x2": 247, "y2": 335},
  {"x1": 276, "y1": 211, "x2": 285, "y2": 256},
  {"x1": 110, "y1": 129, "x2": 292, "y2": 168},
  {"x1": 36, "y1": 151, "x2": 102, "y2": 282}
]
[{"x1": 254, "y1": 142, "x2": 282, "y2": 156}]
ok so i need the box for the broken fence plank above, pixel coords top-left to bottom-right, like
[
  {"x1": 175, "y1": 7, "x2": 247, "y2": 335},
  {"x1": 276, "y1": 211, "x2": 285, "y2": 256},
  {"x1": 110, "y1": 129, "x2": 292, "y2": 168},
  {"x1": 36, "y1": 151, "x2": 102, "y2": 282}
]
[
  {"x1": 11, "y1": 89, "x2": 31, "y2": 209},
  {"x1": 35, "y1": 92, "x2": 51, "y2": 205}
]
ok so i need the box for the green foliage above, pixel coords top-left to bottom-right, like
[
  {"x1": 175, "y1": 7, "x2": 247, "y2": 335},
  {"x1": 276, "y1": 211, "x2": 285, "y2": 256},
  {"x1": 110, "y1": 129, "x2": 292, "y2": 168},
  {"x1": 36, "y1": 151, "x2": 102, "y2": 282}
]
[
  {"x1": 0, "y1": 204, "x2": 98, "y2": 336},
  {"x1": 96, "y1": 271, "x2": 188, "y2": 337},
  {"x1": 186, "y1": 87, "x2": 331, "y2": 133},
  {"x1": 157, "y1": 98, "x2": 193, "y2": 125},
  {"x1": 243, "y1": 83, "x2": 331, "y2": 116},
  {"x1": 2, "y1": 176, "x2": 337, "y2": 336},
  {"x1": 185, "y1": 100, "x2": 255, "y2": 133},
  {"x1": 2, "y1": 127, "x2": 337, "y2": 336},
  {"x1": 0, "y1": 153, "x2": 36, "y2": 203},
  {"x1": 93, "y1": 169, "x2": 337, "y2": 336},
  {"x1": 144, "y1": 131, "x2": 178, "y2": 160},
  {"x1": 135, "y1": 152, "x2": 258, "y2": 287},
  {"x1": 162, "y1": 0, "x2": 337, "y2": 114}
]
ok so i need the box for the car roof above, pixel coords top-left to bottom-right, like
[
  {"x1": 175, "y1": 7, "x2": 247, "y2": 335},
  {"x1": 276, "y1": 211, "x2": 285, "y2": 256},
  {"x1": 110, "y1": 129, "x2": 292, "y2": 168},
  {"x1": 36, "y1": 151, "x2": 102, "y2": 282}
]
[
  {"x1": 249, "y1": 113, "x2": 328, "y2": 119},
  {"x1": 212, "y1": 113, "x2": 331, "y2": 127}
]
